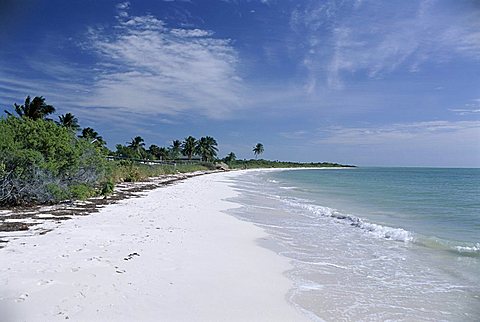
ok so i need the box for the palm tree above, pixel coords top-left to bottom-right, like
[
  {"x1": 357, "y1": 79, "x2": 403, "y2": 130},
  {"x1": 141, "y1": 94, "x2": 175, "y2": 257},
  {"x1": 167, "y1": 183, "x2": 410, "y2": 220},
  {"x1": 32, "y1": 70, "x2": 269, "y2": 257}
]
[
  {"x1": 158, "y1": 147, "x2": 170, "y2": 160},
  {"x1": 181, "y1": 136, "x2": 197, "y2": 160},
  {"x1": 80, "y1": 127, "x2": 105, "y2": 146},
  {"x1": 115, "y1": 144, "x2": 133, "y2": 158},
  {"x1": 170, "y1": 139, "x2": 182, "y2": 160},
  {"x1": 5, "y1": 96, "x2": 56, "y2": 120},
  {"x1": 128, "y1": 136, "x2": 146, "y2": 159},
  {"x1": 195, "y1": 136, "x2": 218, "y2": 162},
  {"x1": 57, "y1": 113, "x2": 80, "y2": 132},
  {"x1": 253, "y1": 143, "x2": 264, "y2": 159},
  {"x1": 147, "y1": 144, "x2": 161, "y2": 160},
  {"x1": 224, "y1": 152, "x2": 236, "y2": 163}
]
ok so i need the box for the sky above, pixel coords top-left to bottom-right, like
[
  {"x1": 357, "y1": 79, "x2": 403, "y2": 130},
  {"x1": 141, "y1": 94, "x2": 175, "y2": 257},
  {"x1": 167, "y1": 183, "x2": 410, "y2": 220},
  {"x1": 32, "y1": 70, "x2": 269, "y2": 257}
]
[{"x1": 0, "y1": 0, "x2": 479, "y2": 167}]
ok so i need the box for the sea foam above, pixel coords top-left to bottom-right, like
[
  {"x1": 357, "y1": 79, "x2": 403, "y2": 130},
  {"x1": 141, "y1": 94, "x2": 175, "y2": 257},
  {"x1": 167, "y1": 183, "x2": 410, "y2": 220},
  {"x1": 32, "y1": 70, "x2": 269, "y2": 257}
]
[
  {"x1": 282, "y1": 198, "x2": 414, "y2": 243},
  {"x1": 455, "y1": 243, "x2": 480, "y2": 254}
]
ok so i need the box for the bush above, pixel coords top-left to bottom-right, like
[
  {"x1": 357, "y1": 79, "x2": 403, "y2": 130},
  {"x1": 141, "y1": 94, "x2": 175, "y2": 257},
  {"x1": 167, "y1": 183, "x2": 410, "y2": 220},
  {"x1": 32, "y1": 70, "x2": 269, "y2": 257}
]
[
  {"x1": 47, "y1": 183, "x2": 70, "y2": 202},
  {"x1": 124, "y1": 166, "x2": 142, "y2": 182},
  {"x1": 0, "y1": 117, "x2": 108, "y2": 205},
  {"x1": 69, "y1": 184, "x2": 96, "y2": 200},
  {"x1": 104, "y1": 161, "x2": 211, "y2": 183},
  {"x1": 100, "y1": 180, "x2": 115, "y2": 196}
]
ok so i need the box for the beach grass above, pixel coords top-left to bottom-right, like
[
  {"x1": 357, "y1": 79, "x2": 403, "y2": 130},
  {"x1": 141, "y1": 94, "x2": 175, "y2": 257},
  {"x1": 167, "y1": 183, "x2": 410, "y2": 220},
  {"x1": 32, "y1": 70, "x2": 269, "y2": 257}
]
[{"x1": 107, "y1": 161, "x2": 214, "y2": 183}]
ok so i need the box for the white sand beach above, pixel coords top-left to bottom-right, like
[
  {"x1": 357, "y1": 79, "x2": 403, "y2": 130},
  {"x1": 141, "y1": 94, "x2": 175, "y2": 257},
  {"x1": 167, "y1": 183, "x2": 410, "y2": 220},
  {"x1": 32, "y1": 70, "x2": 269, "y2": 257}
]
[{"x1": 0, "y1": 171, "x2": 308, "y2": 321}]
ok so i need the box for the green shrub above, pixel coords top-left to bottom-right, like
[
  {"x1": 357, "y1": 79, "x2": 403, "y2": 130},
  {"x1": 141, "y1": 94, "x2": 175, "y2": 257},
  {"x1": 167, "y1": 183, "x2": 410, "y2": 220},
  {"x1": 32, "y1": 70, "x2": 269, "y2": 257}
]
[
  {"x1": 46, "y1": 183, "x2": 70, "y2": 202},
  {"x1": 0, "y1": 116, "x2": 108, "y2": 205},
  {"x1": 100, "y1": 180, "x2": 115, "y2": 196},
  {"x1": 69, "y1": 184, "x2": 96, "y2": 200},
  {"x1": 124, "y1": 166, "x2": 142, "y2": 182}
]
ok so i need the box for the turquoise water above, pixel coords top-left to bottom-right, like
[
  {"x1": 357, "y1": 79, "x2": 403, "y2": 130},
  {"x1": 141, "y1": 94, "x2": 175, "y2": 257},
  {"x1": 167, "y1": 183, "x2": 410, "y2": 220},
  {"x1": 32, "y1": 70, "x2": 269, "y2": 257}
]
[
  {"x1": 229, "y1": 168, "x2": 480, "y2": 321},
  {"x1": 272, "y1": 167, "x2": 480, "y2": 251}
]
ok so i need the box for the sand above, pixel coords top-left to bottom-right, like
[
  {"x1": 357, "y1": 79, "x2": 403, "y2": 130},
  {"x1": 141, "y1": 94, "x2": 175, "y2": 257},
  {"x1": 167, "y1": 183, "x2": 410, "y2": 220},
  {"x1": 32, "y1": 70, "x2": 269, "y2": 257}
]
[{"x1": 0, "y1": 171, "x2": 308, "y2": 321}]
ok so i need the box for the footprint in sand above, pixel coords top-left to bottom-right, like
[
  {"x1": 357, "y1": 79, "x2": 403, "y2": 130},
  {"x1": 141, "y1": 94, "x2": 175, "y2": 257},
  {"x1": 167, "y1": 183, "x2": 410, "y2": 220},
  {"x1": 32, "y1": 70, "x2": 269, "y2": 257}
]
[
  {"x1": 15, "y1": 293, "x2": 29, "y2": 302},
  {"x1": 115, "y1": 267, "x2": 126, "y2": 274},
  {"x1": 37, "y1": 279, "x2": 54, "y2": 286},
  {"x1": 86, "y1": 256, "x2": 99, "y2": 261},
  {"x1": 123, "y1": 252, "x2": 140, "y2": 261},
  {"x1": 86, "y1": 256, "x2": 110, "y2": 263}
]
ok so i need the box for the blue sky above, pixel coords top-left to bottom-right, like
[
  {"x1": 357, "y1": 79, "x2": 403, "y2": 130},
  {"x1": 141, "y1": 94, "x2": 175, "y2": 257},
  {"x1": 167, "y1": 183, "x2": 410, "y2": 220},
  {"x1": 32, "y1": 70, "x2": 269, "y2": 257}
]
[{"x1": 1, "y1": 0, "x2": 479, "y2": 167}]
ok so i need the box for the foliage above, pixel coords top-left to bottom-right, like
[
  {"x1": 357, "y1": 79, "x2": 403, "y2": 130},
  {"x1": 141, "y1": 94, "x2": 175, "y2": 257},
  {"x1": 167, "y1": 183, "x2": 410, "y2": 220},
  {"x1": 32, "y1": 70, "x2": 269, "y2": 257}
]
[
  {"x1": 176, "y1": 163, "x2": 214, "y2": 172},
  {"x1": 127, "y1": 136, "x2": 146, "y2": 159},
  {"x1": 80, "y1": 127, "x2": 106, "y2": 148},
  {"x1": 147, "y1": 144, "x2": 171, "y2": 160},
  {"x1": 69, "y1": 184, "x2": 96, "y2": 200},
  {"x1": 100, "y1": 179, "x2": 115, "y2": 196},
  {"x1": 223, "y1": 152, "x2": 236, "y2": 164},
  {"x1": 170, "y1": 140, "x2": 182, "y2": 160},
  {"x1": 182, "y1": 136, "x2": 197, "y2": 160},
  {"x1": 57, "y1": 113, "x2": 80, "y2": 132},
  {"x1": 114, "y1": 144, "x2": 137, "y2": 159},
  {"x1": 46, "y1": 183, "x2": 71, "y2": 201},
  {"x1": 1, "y1": 96, "x2": 352, "y2": 207},
  {"x1": 106, "y1": 161, "x2": 211, "y2": 183},
  {"x1": 124, "y1": 166, "x2": 142, "y2": 182},
  {"x1": 229, "y1": 159, "x2": 355, "y2": 169},
  {"x1": 4, "y1": 96, "x2": 56, "y2": 120},
  {"x1": 147, "y1": 144, "x2": 161, "y2": 160},
  {"x1": 157, "y1": 147, "x2": 170, "y2": 160},
  {"x1": 0, "y1": 116, "x2": 108, "y2": 205},
  {"x1": 253, "y1": 143, "x2": 264, "y2": 159},
  {"x1": 195, "y1": 136, "x2": 218, "y2": 162},
  {"x1": 0, "y1": 97, "x2": 225, "y2": 206}
]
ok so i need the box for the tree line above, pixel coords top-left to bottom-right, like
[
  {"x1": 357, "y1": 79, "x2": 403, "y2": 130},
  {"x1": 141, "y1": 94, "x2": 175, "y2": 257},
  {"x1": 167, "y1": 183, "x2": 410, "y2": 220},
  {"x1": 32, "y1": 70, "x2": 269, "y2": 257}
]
[
  {"x1": 0, "y1": 96, "x2": 248, "y2": 205},
  {"x1": 3, "y1": 95, "x2": 267, "y2": 162},
  {"x1": 115, "y1": 135, "x2": 219, "y2": 163},
  {"x1": 2, "y1": 96, "x2": 232, "y2": 162}
]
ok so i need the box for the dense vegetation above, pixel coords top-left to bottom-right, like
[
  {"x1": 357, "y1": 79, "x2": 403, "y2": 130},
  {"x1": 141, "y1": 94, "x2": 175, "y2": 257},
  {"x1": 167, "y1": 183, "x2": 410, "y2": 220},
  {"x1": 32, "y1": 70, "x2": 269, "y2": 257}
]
[
  {"x1": 113, "y1": 135, "x2": 219, "y2": 162},
  {"x1": 0, "y1": 116, "x2": 108, "y2": 204},
  {"x1": 0, "y1": 97, "x2": 109, "y2": 205},
  {"x1": 0, "y1": 96, "x2": 217, "y2": 206},
  {"x1": 1, "y1": 95, "x2": 352, "y2": 206},
  {"x1": 225, "y1": 159, "x2": 355, "y2": 169}
]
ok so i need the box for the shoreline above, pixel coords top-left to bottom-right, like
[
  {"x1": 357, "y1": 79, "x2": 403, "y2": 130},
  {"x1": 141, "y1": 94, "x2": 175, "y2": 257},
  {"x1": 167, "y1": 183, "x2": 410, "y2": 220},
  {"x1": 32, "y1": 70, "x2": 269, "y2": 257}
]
[
  {"x1": 0, "y1": 167, "x2": 352, "y2": 248},
  {"x1": 0, "y1": 171, "x2": 308, "y2": 321},
  {"x1": 0, "y1": 170, "x2": 223, "y2": 247},
  {"x1": 229, "y1": 167, "x2": 480, "y2": 320}
]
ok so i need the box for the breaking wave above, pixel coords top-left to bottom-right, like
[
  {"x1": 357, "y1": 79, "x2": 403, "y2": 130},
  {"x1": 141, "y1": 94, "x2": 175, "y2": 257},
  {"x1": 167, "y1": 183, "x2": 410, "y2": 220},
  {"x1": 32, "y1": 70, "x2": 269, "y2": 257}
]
[
  {"x1": 281, "y1": 198, "x2": 479, "y2": 257},
  {"x1": 282, "y1": 198, "x2": 414, "y2": 242}
]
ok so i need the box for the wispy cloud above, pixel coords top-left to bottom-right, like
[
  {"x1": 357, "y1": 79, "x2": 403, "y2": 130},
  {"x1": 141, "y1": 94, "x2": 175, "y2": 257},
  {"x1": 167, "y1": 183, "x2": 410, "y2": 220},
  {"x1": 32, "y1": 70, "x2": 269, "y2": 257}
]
[
  {"x1": 291, "y1": 0, "x2": 480, "y2": 90},
  {"x1": 280, "y1": 120, "x2": 480, "y2": 146},
  {"x1": 318, "y1": 121, "x2": 480, "y2": 145},
  {"x1": 80, "y1": 3, "x2": 243, "y2": 119},
  {"x1": 275, "y1": 120, "x2": 480, "y2": 166},
  {"x1": 116, "y1": 1, "x2": 130, "y2": 10},
  {"x1": 450, "y1": 99, "x2": 480, "y2": 116},
  {"x1": 1, "y1": 2, "x2": 244, "y2": 124}
]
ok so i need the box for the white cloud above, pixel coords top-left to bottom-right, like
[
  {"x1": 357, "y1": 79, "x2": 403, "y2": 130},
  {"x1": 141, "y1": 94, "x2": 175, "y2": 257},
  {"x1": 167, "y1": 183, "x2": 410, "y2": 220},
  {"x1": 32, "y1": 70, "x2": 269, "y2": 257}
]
[
  {"x1": 316, "y1": 121, "x2": 480, "y2": 145},
  {"x1": 80, "y1": 4, "x2": 244, "y2": 119},
  {"x1": 1, "y1": 3, "x2": 246, "y2": 127},
  {"x1": 292, "y1": 0, "x2": 480, "y2": 90},
  {"x1": 279, "y1": 120, "x2": 480, "y2": 145},
  {"x1": 449, "y1": 99, "x2": 480, "y2": 115},
  {"x1": 277, "y1": 120, "x2": 480, "y2": 166},
  {"x1": 116, "y1": 2, "x2": 130, "y2": 10}
]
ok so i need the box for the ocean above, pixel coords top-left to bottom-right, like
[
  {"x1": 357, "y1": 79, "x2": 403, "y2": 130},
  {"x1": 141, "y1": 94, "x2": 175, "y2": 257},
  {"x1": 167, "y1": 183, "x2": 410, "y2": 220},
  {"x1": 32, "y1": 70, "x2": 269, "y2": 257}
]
[{"x1": 228, "y1": 167, "x2": 480, "y2": 321}]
